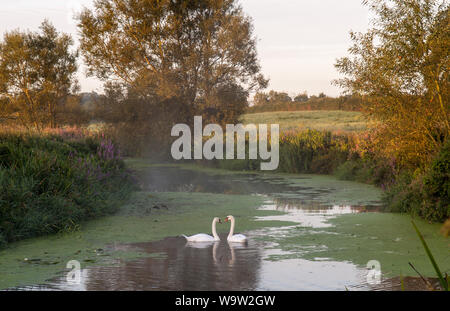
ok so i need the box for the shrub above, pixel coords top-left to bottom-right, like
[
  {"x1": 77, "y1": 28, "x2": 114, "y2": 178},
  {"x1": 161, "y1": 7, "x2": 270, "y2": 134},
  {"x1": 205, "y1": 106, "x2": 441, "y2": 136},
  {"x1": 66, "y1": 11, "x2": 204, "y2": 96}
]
[
  {"x1": 422, "y1": 139, "x2": 450, "y2": 221},
  {"x1": 384, "y1": 140, "x2": 450, "y2": 222},
  {"x1": 0, "y1": 132, "x2": 135, "y2": 247},
  {"x1": 334, "y1": 160, "x2": 363, "y2": 181}
]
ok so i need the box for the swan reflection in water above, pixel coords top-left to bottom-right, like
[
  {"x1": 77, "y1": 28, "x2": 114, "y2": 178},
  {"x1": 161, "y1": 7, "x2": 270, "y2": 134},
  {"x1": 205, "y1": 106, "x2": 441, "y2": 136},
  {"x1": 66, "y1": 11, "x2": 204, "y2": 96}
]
[
  {"x1": 184, "y1": 239, "x2": 247, "y2": 268},
  {"x1": 63, "y1": 235, "x2": 261, "y2": 291}
]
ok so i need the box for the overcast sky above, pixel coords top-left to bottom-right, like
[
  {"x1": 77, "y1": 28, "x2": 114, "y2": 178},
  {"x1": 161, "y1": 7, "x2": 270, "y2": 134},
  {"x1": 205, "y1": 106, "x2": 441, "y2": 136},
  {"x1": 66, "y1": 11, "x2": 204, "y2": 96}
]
[{"x1": 0, "y1": 0, "x2": 370, "y2": 97}]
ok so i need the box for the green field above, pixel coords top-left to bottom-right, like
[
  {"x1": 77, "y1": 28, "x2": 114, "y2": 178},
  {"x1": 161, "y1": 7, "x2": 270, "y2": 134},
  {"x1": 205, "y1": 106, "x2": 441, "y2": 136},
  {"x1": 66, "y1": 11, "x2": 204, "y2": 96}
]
[{"x1": 240, "y1": 110, "x2": 367, "y2": 133}]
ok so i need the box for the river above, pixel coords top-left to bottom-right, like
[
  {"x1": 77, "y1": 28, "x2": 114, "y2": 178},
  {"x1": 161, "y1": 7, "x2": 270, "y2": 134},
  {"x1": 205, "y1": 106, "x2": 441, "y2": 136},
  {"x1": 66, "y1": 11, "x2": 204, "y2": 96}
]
[{"x1": 1, "y1": 163, "x2": 448, "y2": 290}]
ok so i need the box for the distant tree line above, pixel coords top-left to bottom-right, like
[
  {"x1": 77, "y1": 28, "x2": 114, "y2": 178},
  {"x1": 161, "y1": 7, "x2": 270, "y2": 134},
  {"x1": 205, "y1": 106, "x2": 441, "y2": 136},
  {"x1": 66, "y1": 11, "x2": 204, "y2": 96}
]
[{"x1": 248, "y1": 90, "x2": 364, "y2": 113}]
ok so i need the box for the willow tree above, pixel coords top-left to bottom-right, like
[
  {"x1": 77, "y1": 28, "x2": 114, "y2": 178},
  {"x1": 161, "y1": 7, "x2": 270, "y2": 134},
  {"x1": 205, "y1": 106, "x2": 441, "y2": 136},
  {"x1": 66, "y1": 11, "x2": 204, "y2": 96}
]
[
  {"x1": 77, "y1": 0, "x2": 267, "y2": 130},
  {"x1": 0, "y1": 21, "x2": 78, "y2": 129},
  {"x1": 335, "y1": 0, "x2": 449, "y2": 168}
]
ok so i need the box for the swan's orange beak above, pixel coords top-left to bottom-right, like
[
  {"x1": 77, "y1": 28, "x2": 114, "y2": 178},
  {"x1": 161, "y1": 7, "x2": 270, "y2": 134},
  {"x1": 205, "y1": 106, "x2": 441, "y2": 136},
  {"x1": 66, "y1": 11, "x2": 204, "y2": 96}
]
[{"x1": 224, "y1": 217, "x2": 229, "y2": 222}]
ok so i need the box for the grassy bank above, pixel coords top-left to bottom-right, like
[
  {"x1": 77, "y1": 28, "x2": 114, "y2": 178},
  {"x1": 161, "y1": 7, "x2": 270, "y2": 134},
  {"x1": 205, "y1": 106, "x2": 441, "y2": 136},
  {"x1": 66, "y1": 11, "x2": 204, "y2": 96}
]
[
  {"x1": 0, "y1": 131, "x2": 135, "y2": 248},
  {"x1": 206, "y1": 129, "x2": 380, "y2": 177}
]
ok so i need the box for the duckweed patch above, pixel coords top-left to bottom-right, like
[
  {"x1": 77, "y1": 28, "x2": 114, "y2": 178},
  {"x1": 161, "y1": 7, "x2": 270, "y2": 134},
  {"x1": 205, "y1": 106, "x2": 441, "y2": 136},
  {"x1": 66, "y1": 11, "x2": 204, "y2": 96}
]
[
  {"x1": 265, "y1": 213, "x2": 450, "y2": 277},
  {"x1": 0, "y1": 191, "x2": 290, "y2": 289}
]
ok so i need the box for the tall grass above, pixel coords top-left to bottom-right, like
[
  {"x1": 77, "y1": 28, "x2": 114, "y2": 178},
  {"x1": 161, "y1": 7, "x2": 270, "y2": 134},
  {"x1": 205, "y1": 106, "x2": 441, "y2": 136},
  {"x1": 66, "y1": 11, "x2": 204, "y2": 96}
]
[
  {"x1": 203, "y1": 129, "x2": 359, "y2": 175},
  {"x1": 411, "y1": 221, "x2": 449, "y2": 291},
  {"x1": 0, "y1": 129, "x2": 135, "y2": 248},
  {"x1": 278, "y1": 130, "x2": 353, "y2": 174}
]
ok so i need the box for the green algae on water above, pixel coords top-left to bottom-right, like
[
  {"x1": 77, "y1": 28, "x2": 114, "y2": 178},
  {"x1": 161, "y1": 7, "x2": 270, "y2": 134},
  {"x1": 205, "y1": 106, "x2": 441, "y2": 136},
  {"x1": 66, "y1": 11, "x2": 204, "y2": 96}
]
[
  {"x1": 0, "y1": 191, "x2": 291, "y2": 289},
  {"x1": 264, "y1": 212, "x2": 450, "y2": 278}
]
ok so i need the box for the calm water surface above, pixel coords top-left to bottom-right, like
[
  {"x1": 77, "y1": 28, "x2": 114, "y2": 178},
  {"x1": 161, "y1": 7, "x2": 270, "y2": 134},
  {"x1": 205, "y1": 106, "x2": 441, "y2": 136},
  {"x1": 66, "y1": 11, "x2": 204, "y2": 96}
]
[{"x1": 10, "y1": 167, "x2": 436, "y2": 291}]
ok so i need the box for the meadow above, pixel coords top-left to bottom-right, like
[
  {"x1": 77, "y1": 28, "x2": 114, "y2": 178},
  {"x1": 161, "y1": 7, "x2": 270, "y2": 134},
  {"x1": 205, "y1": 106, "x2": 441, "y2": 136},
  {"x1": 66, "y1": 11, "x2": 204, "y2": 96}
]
[{"x1": 240, "y1": 110, "x2": 368, "y2": 133}]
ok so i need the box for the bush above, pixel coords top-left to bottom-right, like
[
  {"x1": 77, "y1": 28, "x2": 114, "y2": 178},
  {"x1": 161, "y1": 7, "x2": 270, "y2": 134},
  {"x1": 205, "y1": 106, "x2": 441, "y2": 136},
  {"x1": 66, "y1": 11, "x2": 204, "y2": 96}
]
[
  {"x1": 334, "y1": 157, "x2": 395, "y2": 186},
  {"x1": 204, "y1": 129, "x2": 360, "y2": 175},
  {"x1": 0, "y1": 133, "x2": 135, "y2": 247},
  {"x1": 422, "y1": 139, "x2": 450, "y2": 221},
  {"x1": 334, "y1": 160, "x2": 364, "y2": 181},
  {"x1": 384, "y1": 140, "x2": 450, "y2": 222}
]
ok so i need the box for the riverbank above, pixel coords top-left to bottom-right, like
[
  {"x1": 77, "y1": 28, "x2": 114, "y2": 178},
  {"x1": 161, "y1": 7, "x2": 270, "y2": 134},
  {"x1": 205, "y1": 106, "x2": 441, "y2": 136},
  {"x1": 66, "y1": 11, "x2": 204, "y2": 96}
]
[{"x1": 0, "y1": 131, "x2": 135, "y2": 248}]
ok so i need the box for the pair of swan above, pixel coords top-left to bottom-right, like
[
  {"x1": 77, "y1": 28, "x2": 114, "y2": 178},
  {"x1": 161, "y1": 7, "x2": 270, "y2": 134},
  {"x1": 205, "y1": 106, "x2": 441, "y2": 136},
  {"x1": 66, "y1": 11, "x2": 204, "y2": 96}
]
[{"x1": 182, "y1": 215, "x2": 247, "y2": 243}]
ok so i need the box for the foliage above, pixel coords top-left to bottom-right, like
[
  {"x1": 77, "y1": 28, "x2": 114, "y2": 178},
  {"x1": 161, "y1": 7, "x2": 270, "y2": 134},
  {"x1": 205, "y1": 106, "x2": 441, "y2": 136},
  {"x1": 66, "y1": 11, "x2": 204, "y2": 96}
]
[
  {"x1": 253, "y1": 90, "x2": 292, "y2": 106},
  {"x1": 293, "y1": 92, "x2": 309, "y2": 103},
  {"x1": 249, "y1": 93, "x2": 364, "y2": 113},
  {"x1": 55, "y1": 94, "x2": 91, "y2": 126},
  {"x1": 441, "y1": 218, "x2": 450, "y2": 237},
  {"x1": 219, "y1": 107, "x2": 447, "y2": 223},
  {"x1": 78, "y1": 0, "x2": 267, "y2": 142},
  {"x1": 423, "y1": 138, "x2": 450, "y2": 208},
  {"x1": 0, "y1": 21, "x2": 79, "y2": 129},
  {"x1": 208, "y1": 129, "x2": 358, "y2": 175},
  {"x1": 277, "y1": 130, "x2": 350, "y2": 174},
  {"x1": 335, "y1": 0, "x2": 449, "y2": 169},
  {"x1": 411, "y1": 221, "x2": 449, "y2": 291},
  {"x1": 0, "y1": 131, "x2": 135, "y2": 247},
  {"x1": 384, "y1": 139, "x2": 450, "y2": 222}
]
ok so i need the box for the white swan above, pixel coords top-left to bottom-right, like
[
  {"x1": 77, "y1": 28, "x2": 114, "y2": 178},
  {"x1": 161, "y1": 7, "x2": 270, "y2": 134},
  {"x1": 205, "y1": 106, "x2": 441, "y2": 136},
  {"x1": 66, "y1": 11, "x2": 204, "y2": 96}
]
[
  {"x1": 182, "y1": 217, "x2": 221, "y2": 242},
  {"x1": 224, "y1": 215, "x2": 247, "y2": 243}
]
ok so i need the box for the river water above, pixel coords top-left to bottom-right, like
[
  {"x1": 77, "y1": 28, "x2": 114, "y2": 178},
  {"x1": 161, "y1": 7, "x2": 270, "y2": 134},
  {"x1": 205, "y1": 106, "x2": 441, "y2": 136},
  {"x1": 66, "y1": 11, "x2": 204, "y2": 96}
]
[{"x1": 5, "y1": 166, "x2": 447, "y2": 291}]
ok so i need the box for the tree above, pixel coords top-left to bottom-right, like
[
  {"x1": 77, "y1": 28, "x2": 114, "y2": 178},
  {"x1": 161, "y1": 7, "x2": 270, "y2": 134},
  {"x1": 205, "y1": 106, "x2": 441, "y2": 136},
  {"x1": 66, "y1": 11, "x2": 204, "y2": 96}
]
[
  {"x1": 294, "y1": 92, "x2": 308, "y2": 102},
  {"x1": 267, "y1": 90, "x2": 291, "y2": 103},
  {"x1": 335, "y1": 0, "x2": 449, "y2": 168},
  {"x1": 77, "y1": 0, "x2": 267, "y2": 128},
  {"x1": 253, "y1": 92, "x2": 269, "y2": 106},
  {"x1": 0, "y1": 21, "x2": 78, "y2": 129},
  {"x1": 93, "y1": 81, "x2": 184, "y2": 156},
  {"x1": 56, "y1": 95, "x2": 90, "y2": 126}
]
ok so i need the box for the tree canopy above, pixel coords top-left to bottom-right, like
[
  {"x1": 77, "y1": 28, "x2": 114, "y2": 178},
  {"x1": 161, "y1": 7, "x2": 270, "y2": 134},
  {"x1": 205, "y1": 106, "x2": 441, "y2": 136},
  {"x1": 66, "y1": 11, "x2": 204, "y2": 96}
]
[
  {"x1": 78, "y1": 0, "x2": 267, "y2": 127},
  {"x1": 335, "y1": 0, "x2": 449, "y2": 168},
  {"x1": 0, "y1": 21, "x2": 78, "y2": 129}
]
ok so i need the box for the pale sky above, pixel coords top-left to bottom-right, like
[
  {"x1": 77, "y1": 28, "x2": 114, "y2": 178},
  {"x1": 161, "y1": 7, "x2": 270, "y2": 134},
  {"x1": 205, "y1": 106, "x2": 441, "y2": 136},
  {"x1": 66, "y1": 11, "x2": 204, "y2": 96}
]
[{"x1": 0, "y1": 0, "x2": 370, "y2": 97}]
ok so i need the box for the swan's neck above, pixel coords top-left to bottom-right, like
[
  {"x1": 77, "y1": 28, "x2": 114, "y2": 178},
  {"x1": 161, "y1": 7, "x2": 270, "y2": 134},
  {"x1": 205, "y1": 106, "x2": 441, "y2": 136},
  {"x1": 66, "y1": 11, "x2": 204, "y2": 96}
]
[
  {"x1": 228, "y1": 217, "x2": 235, "y2": 238},
  {"x1": 212, "y1": 220, "x2": 219, "y2": 240}
]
